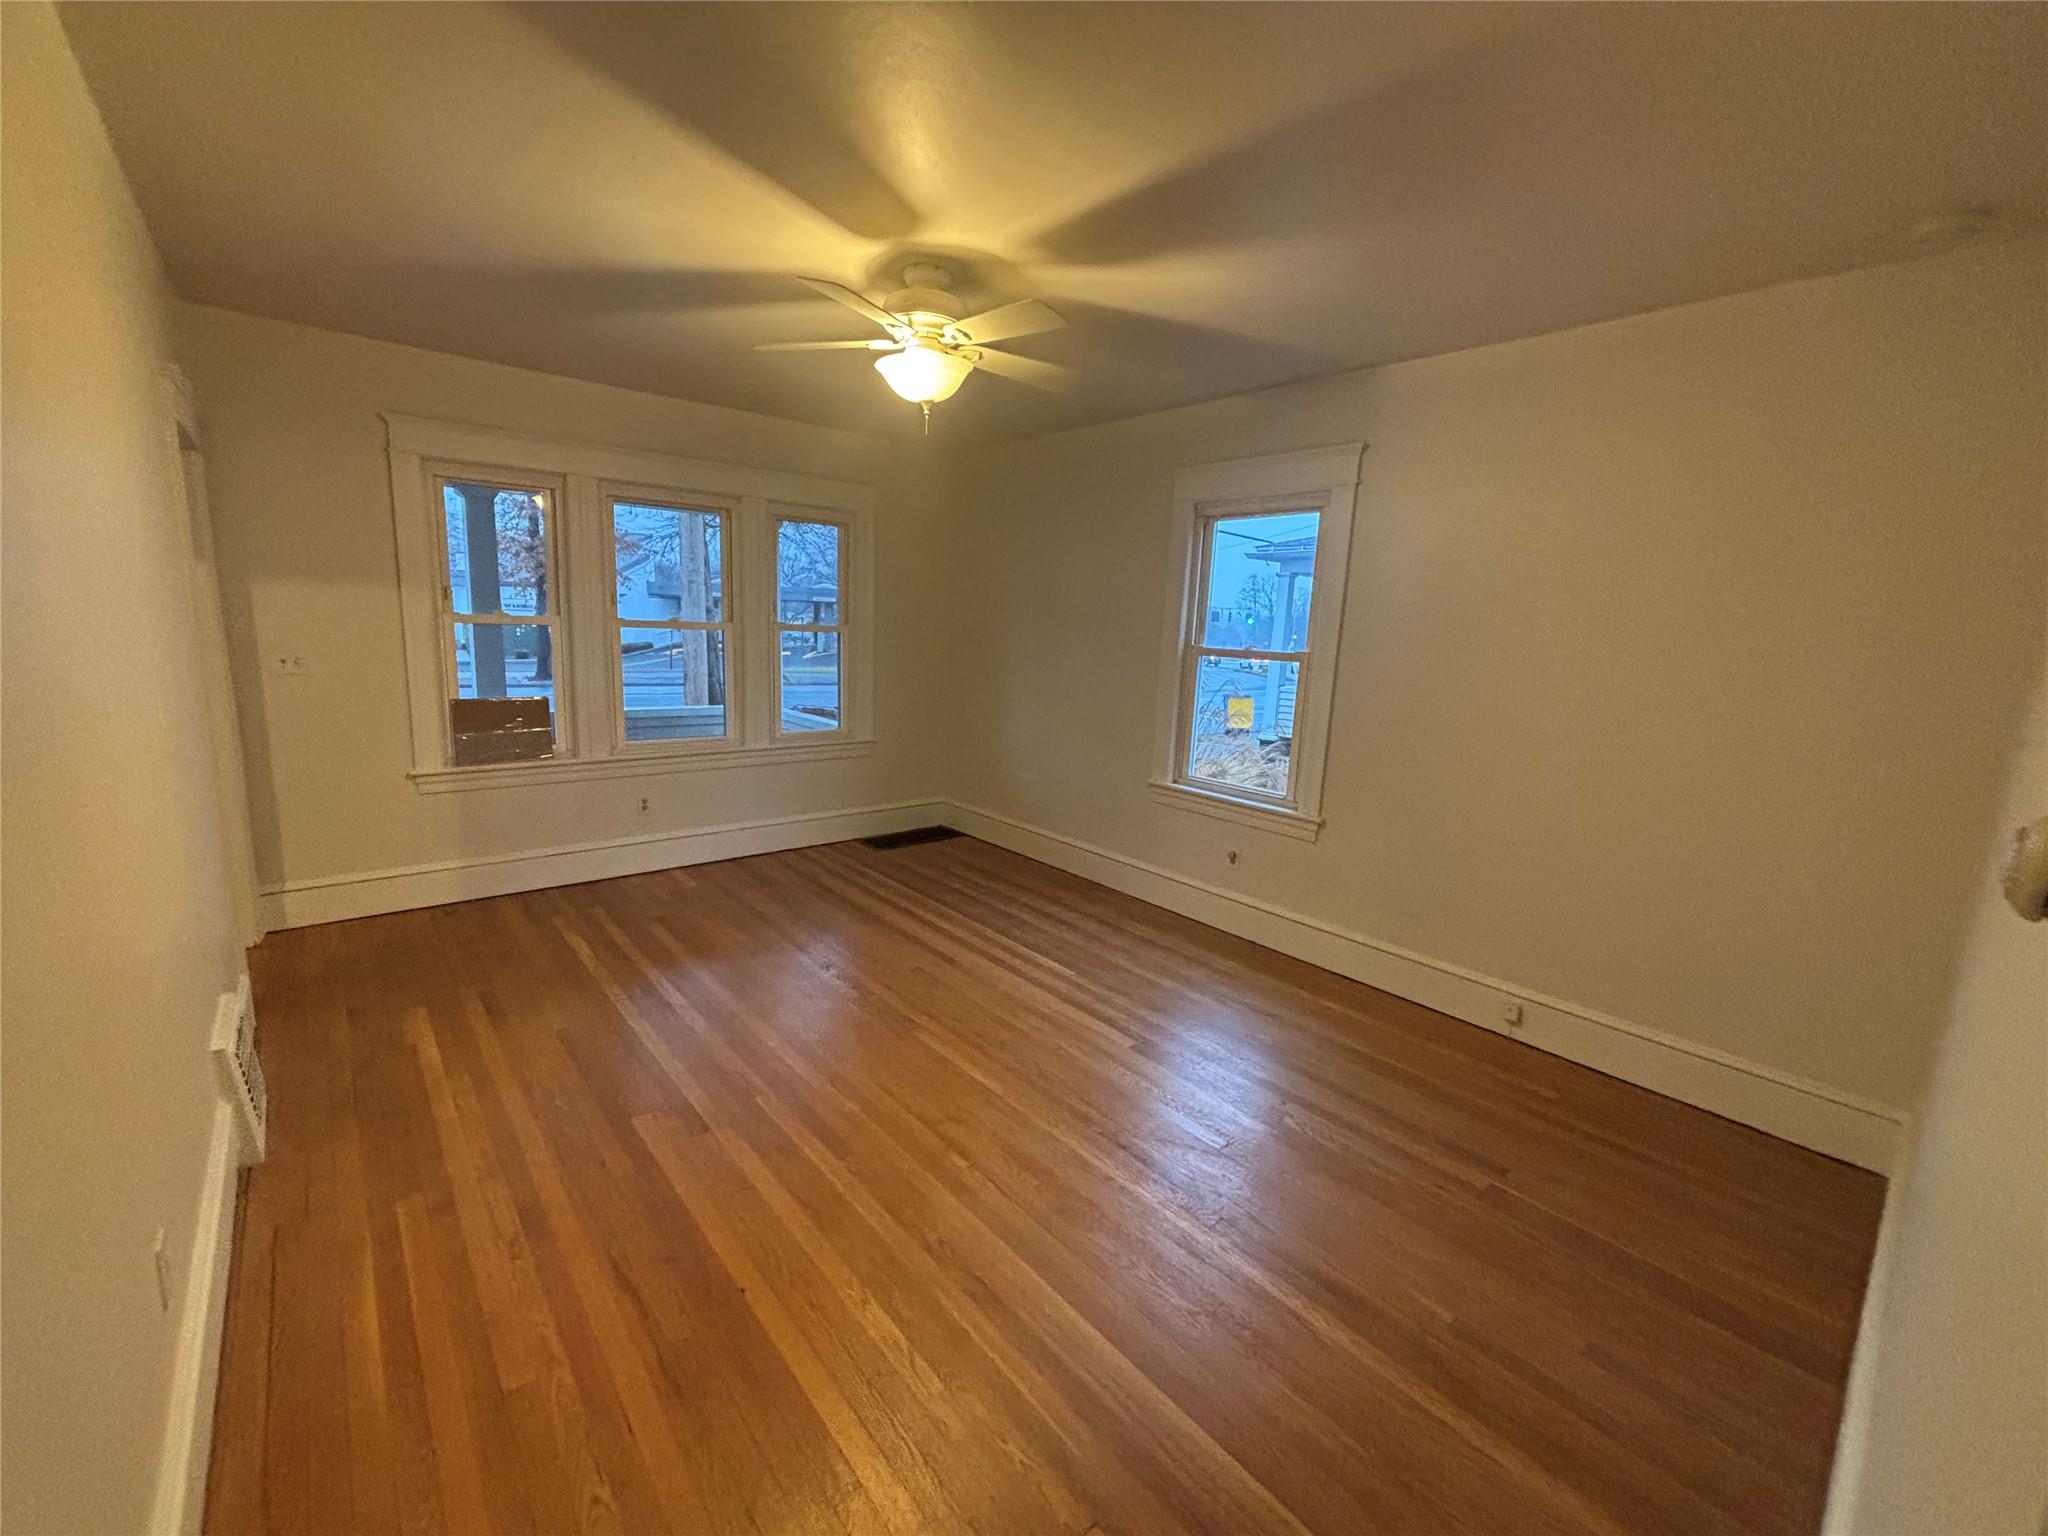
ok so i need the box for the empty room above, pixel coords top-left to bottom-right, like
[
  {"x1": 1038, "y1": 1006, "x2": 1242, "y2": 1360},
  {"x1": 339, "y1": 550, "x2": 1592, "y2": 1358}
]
[{"x1": 3, "y1": 3, "x2": 2044, "y2": 1533}]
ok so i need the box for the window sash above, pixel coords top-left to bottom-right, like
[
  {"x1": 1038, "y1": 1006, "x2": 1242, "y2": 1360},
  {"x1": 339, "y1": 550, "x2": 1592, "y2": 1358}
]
[
  {"x1": 432, "y1": 469, "x2": 569, "y2": 756},
  {"x1": 1189, "y1": 503, "x2": 1317, "y2": 648},
  {"x1": 607, "y1": 497, "x2": 735, "y2": 751},
  {"x1": 1173, "y1": 505, "x2": 1322, "y2": 808},
  {"x1": 774, "y1": 625, "x2": 846, "y2": 736},
  {"x1": 607, "y1": 500, "x2": 729, "y2": 617},
  {"x1": 1177, "y1": 651, "x2": 1310, "y2": 808},
  {"x1": 616, "y1": 621, "x2": 733, "y2": 748},
  {"x1": 774, "y1": 517, "x2": 847, "y2": 616},
  {"x1": 771, "y1": 514, "x2": 850, "y2": 739},
  {"x1": 443, "y1": 617, "x2": 564, "y2": 708},
  {"x1": 436, "y1": 473, "x2": 560, "y2": 621}
]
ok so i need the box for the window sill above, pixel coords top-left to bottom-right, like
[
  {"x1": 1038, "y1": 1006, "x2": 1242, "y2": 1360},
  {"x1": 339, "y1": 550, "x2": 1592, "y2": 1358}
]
[
  {"x1": 411, "y1": 737, "x2": 876, "y2": 793},
  {"x1": 1147, "y1": 779, "x2": 1322, "y2": 841}
]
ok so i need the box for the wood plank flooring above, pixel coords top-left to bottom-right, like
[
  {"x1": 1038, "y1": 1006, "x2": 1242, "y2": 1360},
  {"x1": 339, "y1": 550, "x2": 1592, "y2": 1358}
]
[{"x1": 206, "y1": 835, "x2": 1884, "y2": 1535}]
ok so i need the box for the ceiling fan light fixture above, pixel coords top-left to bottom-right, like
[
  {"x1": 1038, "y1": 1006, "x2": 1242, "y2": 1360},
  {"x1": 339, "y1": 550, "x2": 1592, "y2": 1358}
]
[{"x1": 874, "y1": 340, "x2": 972, "y2": 405}]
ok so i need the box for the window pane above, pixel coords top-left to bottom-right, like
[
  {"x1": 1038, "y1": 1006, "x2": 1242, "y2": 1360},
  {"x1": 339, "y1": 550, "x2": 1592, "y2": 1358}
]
[
  {"x1": 1186, "y1": 654, "x2": 1300, "y2": 797},
  {"x1": 613, "y1": 502, "x2": 723, "y2": 623},
  {"x1": 620, "y1": 626, "x2": 728, "y2": 742},
  {"x1": 444, "y1": 482, "x2": 550, "y2": 617},
  {"x1": 779, "y1": 628, "x2": 840, "y2": 731},
  {"x1": 449, "y1": 621, "x2": 556, "y2": 763},
  {"x1": 1200, "y1": 510, "x2": 1319, "y2": 649},
  {"x1": 777, "y1": 520, "x2": 841, "y2": 624}
]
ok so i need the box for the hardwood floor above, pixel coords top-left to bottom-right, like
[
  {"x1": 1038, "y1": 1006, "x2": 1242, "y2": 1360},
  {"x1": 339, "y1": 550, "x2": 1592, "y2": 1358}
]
[{"x1": 206, "y1": 835, "x2": 1883, "y2": 1535}]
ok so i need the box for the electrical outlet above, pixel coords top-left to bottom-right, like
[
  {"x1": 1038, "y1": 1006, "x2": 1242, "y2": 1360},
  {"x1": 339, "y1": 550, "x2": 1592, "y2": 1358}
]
[
  {"x1": 1500, "y1": 1001, "x2": 1526, "y2": 1030},
  {"x1": 637, "y1": 796, "x2": 651, "y2": 815},
  {"x1": 1225, "y1": 849, "x2": 1241, "y2": 869},
  {"x1": 273, "y1": 655, "x2": 306, "y2": 676},
  {"x1": 152, "y1": 1228, "x2": 172, "y2": 1312}
]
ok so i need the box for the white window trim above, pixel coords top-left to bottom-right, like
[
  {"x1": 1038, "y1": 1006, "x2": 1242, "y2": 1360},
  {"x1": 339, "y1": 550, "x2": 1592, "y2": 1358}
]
[
  {"x1": 1150, "y1": 442, "x2": 1366, "y2": 840},
  {"x1": 386, "y1": 413, "x2": 875, "y2": 791}
]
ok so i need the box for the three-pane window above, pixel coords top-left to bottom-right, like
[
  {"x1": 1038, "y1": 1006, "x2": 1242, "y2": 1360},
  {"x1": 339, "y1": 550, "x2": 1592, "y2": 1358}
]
[{"x1": 395, "y1": 416, "x2": 872, "y2": 786}]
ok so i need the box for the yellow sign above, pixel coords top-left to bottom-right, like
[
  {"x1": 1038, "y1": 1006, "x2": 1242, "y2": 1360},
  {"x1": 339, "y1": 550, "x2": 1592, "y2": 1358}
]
[{"x1": 1226, "y1": 695, "x2": 1255, "y2": 732}]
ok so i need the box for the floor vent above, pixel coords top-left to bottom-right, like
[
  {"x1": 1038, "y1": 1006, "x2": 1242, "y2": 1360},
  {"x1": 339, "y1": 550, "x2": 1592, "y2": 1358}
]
[
  {"x1": 211, "y1": 978, "x2": 267, "y2": 1164},
  {"x1": 862, "y1": 825, "x2": 964, "y2": 850}
]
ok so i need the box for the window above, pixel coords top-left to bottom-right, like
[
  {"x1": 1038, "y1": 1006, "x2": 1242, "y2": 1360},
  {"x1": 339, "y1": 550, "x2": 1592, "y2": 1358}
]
[
  {"x1": 437, "y1": 472, "x2": 566, "y2": 764},
  {"x1": 387, "y1": 415, "x2": 873, "y2": 789},
  {"x1": 1152, "y1": 444, "x2": 1364, "y2": 839},
  {"x1": 612, "y1": 499, "x2": 730, "y2": 746},
  {"x1": 775, "y1": 517, "x2": 845, "y2": 734},
  {"x1": 1184, "y1": 509, "x2": 1319, "y2": 798}
]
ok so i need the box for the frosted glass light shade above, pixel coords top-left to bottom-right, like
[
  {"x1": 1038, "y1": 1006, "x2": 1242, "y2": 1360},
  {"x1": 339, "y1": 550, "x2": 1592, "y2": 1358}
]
[{"x1": 875, "y1": 341, "x2": 972, "y2": 404}]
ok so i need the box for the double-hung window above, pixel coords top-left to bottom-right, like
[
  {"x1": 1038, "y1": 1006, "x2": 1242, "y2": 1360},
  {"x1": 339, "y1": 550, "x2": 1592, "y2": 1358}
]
[
  {"x1": 387, "y1": 415, "x2": 873, "y2": 789},
  {"x1": 610, "y1": 496, "x2": 732, "y2": 747},
  {"x1": 1152, "y1": 444, "x2": 1364, "y2": 840},
  {"x1": 775, "y1": 516, "x2": 848, "y2": 735},
  {"x1": 437, "y1": 470, "x2": 568, "y2": 764}
]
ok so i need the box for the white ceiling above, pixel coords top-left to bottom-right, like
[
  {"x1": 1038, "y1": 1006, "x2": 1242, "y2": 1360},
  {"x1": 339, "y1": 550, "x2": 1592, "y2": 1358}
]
[{"x1": 60, "y1": 2, "x2": 2048, "y2": 441}]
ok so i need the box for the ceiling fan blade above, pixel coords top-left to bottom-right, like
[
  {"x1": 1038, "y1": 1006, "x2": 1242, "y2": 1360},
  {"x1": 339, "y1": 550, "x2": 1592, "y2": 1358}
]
[
  {"x1": 952, "y1": 299, "x2": 1068, "y2": 346},
  {"x1": 798, "y1": 277, "x2": 904, "y2": 335},
  {"x1": 969, "y1": 347, "x2": 1073, "y2": 392},
  {"x1": 755, "y1": 339, "x2": 892, "y2": 351}
]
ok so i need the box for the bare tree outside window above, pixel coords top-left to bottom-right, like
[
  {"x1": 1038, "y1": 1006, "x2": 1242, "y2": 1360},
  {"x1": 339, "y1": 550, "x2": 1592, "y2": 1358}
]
[
  {"x1": 776, "y1": 520, "x2": 841, "y2": 620},
  {"x1": 776, "y1": 519, "x2": 844, "y2": 729}
]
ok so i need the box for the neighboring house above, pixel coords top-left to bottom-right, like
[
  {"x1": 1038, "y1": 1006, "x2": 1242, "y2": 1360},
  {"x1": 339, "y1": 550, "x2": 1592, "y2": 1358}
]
[
  {"x1": 777, "y1": 581, "x2": 838, "y2": 627},
  {"x1": 618, "y1": 548, "x2": 723, "y2": 626}
]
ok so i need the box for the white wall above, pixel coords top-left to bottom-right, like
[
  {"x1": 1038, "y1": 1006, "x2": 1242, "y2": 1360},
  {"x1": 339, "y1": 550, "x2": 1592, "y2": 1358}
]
[
  {"x1": 952, "y1": 241, "x2": 2046, "y2": 1119},
  {"x1": 1, "y1": 5, "x2": 247, "y2": 1530},
  {"x1": 1825, "y1": 658, "x2": 2048, "y2": 1536},
  {"x1": 175, "y1": 306, "x2": 958, "y2": 912}
]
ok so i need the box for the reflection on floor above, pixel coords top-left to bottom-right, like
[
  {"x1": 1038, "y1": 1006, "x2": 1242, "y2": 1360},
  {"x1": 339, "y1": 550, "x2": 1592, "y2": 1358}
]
[{"x1": 207, "y1": 835, "x2": 1883, "y2": 1535}]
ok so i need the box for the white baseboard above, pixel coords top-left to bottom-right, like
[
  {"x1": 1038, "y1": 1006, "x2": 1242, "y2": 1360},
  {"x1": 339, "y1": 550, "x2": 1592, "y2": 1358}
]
[
  {"x1": 944, "y1": 800, "x2": 1906, "y2": 1173},
  {"x1": 148, "y1": 1099, "x2": 242, "y2": 1536},
  {"x1": 259, "y1": 798, "x2": 947, "y2": 929}
]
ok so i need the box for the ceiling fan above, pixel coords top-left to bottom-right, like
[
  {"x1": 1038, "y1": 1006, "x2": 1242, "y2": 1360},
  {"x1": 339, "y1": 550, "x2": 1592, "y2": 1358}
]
[{"x1": 757, "y1": 262, "x2": 1071, "y2": 430}]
